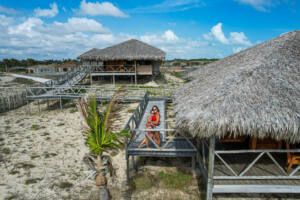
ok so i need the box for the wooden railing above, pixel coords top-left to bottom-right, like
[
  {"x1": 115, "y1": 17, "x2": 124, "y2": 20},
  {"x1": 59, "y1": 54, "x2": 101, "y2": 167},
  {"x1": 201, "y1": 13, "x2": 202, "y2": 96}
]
[
  {"x1": 89, "y1": 65, "x2": 136, "y2": 73},
  {"x1": 123, "y1": 92, "x2": 149, "y2": 132},
  {"x1": 26, "y1": 86, "x2": 173, "y2": 101},
  {"x1": 44, "y1": 67, "x2": 88, "y2": 86},
  {"x1": 198, "y1": 138, "x2": 300, "y2": 198}
]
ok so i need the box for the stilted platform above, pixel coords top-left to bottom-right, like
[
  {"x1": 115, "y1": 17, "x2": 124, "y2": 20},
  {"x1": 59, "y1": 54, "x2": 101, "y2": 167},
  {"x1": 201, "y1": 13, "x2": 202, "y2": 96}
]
[{"x1": 125, "y1": 93, "x2": 197, "y2": 181}]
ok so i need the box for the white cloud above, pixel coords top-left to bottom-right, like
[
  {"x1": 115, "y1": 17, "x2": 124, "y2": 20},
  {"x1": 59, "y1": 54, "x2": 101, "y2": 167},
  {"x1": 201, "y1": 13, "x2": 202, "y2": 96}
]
[
  {"x1": 0, "y1": 14, "x2": 14, "y2": 26},
  {"x1": 0, "y1": 15, "x2": 121, "y2": 59},
  {"x1": 211, "y1": 23, "x2": 229, "y2": 44},
  {"x1": 34, "y1": 2, "x2": 59, "y2": 18},
  {"x1": 50, "y1": 17, "x2": 110, "y2": 34},
  {"x1": 130, "y1": 0, "x2": 203, "y2": 14},
  {"x1": 203, "y1": 22, "x2": 252, "y2": 46},
  {"x1": 202, "y1": 32, "x2": 213, "y2": 41},
  {"x1": 140, "y1": 30, "x2": 211, "y2": 59},
  {"x1": 78, "y1": 0, "x2": 128, "y2": 17},
  {"x1": 0, "y1": 16, "x2": 229, "y2": 60},
  {"x1": 163, "y1": 30, "x2": 179, "y2": 41},
  {"x1": 8, "y1": 17, "x2": 43, "y2": 37},
  {"x1": 140, "y1": 30, "x2": 179, "y2": 44},
  {"x1": 234, "y1": 0, "x2": 276, "y2": 11},
  {"x1": 229, "y1": 32, "x2": 252, "y2": 46},
  {"x1": 0, "y1": 6, "x2": 19, "y2": 14}
]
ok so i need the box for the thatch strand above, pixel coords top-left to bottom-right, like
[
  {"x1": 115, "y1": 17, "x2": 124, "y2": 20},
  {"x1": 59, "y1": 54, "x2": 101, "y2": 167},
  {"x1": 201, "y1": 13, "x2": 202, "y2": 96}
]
[
  {"x1": 78, "y1": 39, "x2": 166, "y2": 61},
  {"x1": 174, "y1": 31, "x2": 300, "y2": 143}
]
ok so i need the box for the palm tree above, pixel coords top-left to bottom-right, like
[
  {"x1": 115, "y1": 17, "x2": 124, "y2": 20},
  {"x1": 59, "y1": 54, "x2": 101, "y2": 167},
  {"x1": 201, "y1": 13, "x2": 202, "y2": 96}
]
[{"x1": 77, "y1": 86, "x2": 129, "y2": 187}]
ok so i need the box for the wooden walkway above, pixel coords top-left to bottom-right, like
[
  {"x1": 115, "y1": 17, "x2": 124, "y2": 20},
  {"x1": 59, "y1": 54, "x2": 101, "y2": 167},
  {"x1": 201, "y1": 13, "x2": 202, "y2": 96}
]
[
  {"x1": 125, "y1": 95, "x2": 197, "y2": 182},
  {"x1": 127, "y1": 99, "x2": 197, "y2": 157}
]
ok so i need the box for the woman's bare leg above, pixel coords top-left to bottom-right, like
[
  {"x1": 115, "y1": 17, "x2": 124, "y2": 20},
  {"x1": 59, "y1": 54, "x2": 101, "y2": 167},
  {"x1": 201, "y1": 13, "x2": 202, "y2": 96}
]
[
  {"x1": 145, "y1": 137, "x2": 149, "y2": 148},
  {"x1": 138, "y1": 138, "x2": 146, "y2": 148},
  {"x1": 155, "y1": 132, "x2": 161, "y2": 146}
]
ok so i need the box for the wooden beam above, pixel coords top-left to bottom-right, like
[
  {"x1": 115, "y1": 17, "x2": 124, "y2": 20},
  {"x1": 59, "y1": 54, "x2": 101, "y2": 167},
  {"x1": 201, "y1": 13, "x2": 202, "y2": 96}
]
[
  {"x1": 206, "y1": 137, "x2": 215, "y2": 200},
  {"x1": 213, "y1": 185, "x2": 300, "y2": 193},
  {"x1": 134, "y1": 60, "x2": 137, "y2": 85},
  {"x1": 59, "y1": 97, "x2": 62, "y2": 111}
]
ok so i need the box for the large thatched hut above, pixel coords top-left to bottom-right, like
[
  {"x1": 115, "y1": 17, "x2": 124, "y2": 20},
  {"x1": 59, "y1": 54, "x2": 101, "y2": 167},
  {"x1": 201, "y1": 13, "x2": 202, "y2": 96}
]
[
  {"x1": 78, "y1": 39, "x2": 166, "y2": 84},
  {"x1": 175, "y1": 30, "x2": 300, "y2": 142},
  {"x1": 174, "y1": 31, "x2": 300, "y2": 198}
]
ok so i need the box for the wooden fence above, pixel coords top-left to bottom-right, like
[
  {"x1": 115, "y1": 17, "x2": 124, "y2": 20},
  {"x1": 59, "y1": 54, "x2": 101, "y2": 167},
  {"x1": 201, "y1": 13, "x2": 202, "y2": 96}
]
[{"x1": 0, "y1": 89, "x2": 27, "y2": 113}]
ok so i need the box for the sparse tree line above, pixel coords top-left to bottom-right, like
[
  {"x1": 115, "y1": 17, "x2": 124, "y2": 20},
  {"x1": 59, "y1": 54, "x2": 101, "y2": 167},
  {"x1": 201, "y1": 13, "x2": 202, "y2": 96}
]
[
  {"x1": 164, "y1": 58, "x2": 219, "y2": 67},
  {"x1": 0, "y1": 58, "x2": 218, "y2": 72},
  {"x1": 0, "y1": 58, "x2": 79, "y2": 71}
]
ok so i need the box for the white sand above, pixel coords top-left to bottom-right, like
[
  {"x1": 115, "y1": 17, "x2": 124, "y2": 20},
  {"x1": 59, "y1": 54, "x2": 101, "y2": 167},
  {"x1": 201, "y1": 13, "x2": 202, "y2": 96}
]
[
  {"x1": 164, "y1": 72, "x2": 185, "y2": 83},
  {"x1": 0, "y1": 100, "x2": 136, "y2": 200}
]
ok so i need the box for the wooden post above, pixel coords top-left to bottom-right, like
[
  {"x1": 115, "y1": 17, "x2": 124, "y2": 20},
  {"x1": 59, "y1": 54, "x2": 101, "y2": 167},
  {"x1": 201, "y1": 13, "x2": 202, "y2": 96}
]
[
  {"x1": 27, "y1": 100, "x2": 30, "y2": 115},
  {"x1": 59, "y1": 97, "x2": 62, "y2": 111},
  {"x1": 192, "y1": 156, "x2": 195, "y2": 170},
  {"x1": 126, "y1": 155, "x2": 130, "y2": 184},
  {"x1": 38, "y1": 100, "x2": 40, "y2": 113},
  {"x1": 132, "y1": 156, "x2": 137, "y2": 172},
  {"x1": 113, "y1": 74, "x2": 115, "y2": 85},
  {"x1": 90, "y1": 72, "x2": 92, "y2": 85},
  {"x1": 2, "y1": 97, "x2": 6, "y2": 112},
  {"x1": 206, "y1": 137, "x2": 215, "y2": 200},
  {"x1": 46, "y1": 99, "x2": 49, "y2": 109},
  {"x1": 125, "y1": 137, "x2": 130, "y2": 184},
  {"x1": 134, "y1": 61, "x2": 137, "y2": 85}
]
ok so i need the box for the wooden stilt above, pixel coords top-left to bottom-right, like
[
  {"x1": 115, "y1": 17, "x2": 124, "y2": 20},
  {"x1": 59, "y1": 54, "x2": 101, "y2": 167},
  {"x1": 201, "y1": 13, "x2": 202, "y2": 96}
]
[
  {"x1": 90, "y1": 73, "x2": 92, "y2": 85},
  {"x1": 126, "y1": 155, "x2": 130, "y2": 184},
  {"x1": 125, "y1": 138, "x2": 130, "y2": 184},
  {"x1": 59, "y1": 97, "x2": 62, "y2": 111},
  {"x1": 27, "y1": 100, "x2": 30, "y2": 115},
  {"x1": 132, "y1": 156, "x2": 137, "y2": 172},
  {"x1": 206, "y1": 137, "x2": 215, "y2": 200},
  {"x1": 38, "y1": 100, "x2": 40, "y2": 113},
  {"x1": 113, "y1": 74, "x2": 115, "y2": 85},
  {"x1": 135, "y1": 61, "x2": 137, "y2": 85},
  {"x1": 46, "y1": 100, "x2": 49, "y2": 109},
  {"x1": 192, "y1": 156, "x2": 196, "y2": 170}
]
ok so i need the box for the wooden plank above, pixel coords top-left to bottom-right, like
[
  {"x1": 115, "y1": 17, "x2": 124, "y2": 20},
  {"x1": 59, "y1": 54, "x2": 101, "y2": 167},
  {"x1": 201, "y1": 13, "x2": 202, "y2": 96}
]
[
  {"x1": 216, "y1": 149, "x2": 300, "y2": 153},
  {"x1": 213, "y1": 184, "x2": 300, "y2": 193},
  {"x1": 214, "y1": 176, "x2": 300, "y2": 180}
]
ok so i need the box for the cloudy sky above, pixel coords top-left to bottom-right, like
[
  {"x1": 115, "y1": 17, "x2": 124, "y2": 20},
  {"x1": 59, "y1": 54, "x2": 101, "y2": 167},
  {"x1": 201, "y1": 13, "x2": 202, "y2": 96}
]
[{"x1": 0, "y1": 0, "x2": 299, "y2": 60}]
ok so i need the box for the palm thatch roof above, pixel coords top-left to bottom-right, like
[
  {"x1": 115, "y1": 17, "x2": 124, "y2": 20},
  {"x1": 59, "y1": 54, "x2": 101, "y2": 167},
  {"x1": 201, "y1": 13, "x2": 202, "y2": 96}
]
[
  {"x1": 174, "y1": 31, "x2": 300, "y2": 142},
  {"x1": 78, "y1": 39, "x2": 166, "y2": 61}
]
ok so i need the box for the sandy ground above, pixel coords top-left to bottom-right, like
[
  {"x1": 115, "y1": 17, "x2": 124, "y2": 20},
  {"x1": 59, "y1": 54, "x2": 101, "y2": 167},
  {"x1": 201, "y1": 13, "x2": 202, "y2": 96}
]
[
  {"x1": 164, "y1": 72, "x2": 185, "y2": 84},
  {"x1": 0, "y1": 75, "x2": 16, "y2": 83},
  {"x1": 0, "y1": 100, "x2": 137, "y2": 200}
]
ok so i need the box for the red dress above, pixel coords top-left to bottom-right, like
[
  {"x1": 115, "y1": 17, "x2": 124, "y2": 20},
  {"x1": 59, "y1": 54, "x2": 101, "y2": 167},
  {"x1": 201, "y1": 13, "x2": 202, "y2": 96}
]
[{"x1": 152, "y1": 116, "x2": 157, "y2": 121}]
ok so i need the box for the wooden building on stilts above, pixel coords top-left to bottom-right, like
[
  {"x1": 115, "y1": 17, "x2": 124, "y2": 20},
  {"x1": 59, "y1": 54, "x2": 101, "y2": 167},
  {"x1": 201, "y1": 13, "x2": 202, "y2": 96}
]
[
  {"x1": 174, "y1": 31, "x2": 300, "y2": 199},
  {"x1": 77, "y1": 39, "x2": 166, "y2": 84}
]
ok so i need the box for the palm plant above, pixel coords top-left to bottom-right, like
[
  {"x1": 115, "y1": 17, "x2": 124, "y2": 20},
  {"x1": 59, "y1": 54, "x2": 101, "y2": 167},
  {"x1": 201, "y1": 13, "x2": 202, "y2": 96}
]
[{"x1": 78, "y1": 86, "x2": 129, "y2": 158}]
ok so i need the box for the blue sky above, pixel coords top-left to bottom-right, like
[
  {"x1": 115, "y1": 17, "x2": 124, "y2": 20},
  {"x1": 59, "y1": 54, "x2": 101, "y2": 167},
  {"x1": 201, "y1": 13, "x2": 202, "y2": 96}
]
[{"x1": 0, "y1": 0, "x2": 299, "y2": 60}]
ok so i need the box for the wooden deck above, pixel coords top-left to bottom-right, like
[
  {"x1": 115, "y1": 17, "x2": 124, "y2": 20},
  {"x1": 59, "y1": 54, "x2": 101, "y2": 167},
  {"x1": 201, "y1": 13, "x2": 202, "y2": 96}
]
[
  {"x1": 127, "y1": 99, "x2": 197, "y2": 157},
  {"x1": 125, "y1": 97, "x2": 197, "y2": 182}
]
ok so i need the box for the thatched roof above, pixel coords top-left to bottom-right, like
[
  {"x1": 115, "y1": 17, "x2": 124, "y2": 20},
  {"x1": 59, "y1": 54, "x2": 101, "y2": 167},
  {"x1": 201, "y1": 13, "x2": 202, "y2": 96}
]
[
  {"x1": 78, "y1": 39, "x2": 166, "y2": 61},
  {"x1": 174, "y1": 31, "x2": 300, "y2": 142}
]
